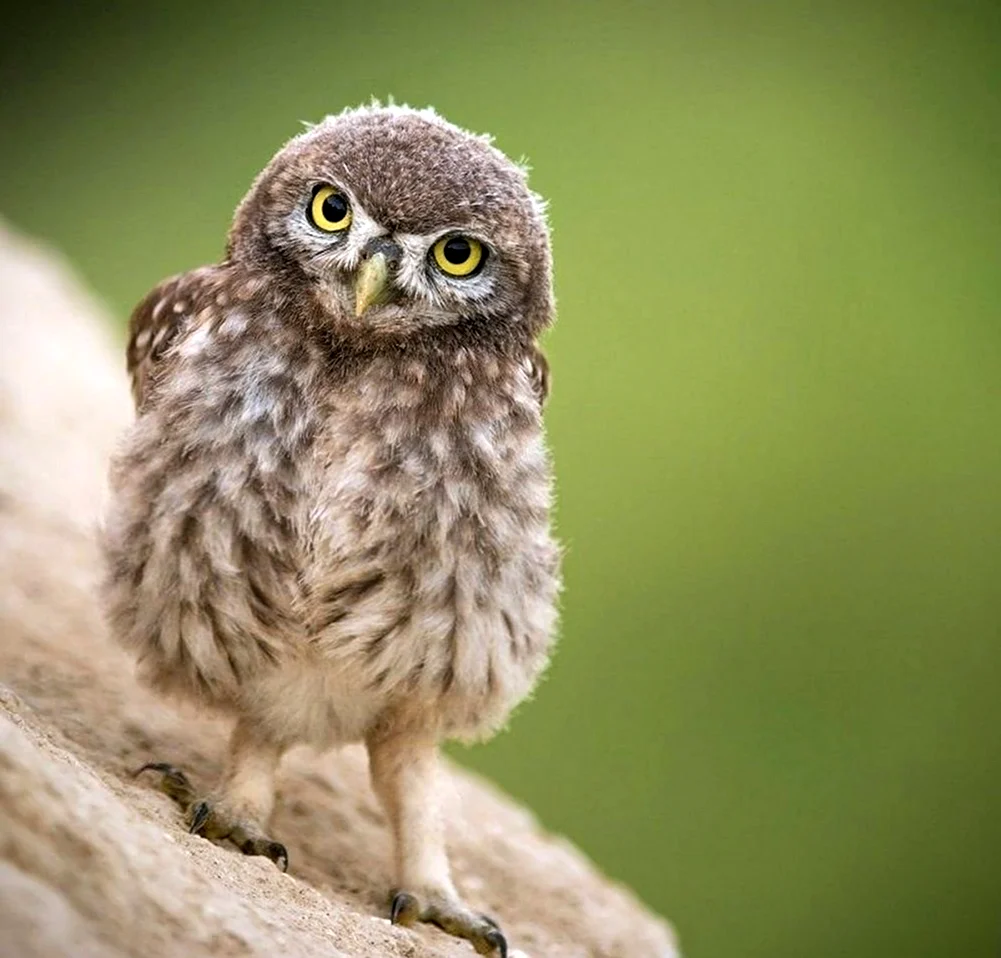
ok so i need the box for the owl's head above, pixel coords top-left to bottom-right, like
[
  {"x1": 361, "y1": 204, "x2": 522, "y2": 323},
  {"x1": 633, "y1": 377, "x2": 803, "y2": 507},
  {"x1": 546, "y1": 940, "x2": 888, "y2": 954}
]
[{"x1": 228, "y1": 104, "x2": 553, "y2": 343}]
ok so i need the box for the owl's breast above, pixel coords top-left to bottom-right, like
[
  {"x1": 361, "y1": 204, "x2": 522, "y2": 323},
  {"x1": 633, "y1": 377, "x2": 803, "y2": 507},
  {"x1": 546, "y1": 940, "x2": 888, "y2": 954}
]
[{"x1": 303, "y1": 351, "x2": 561, "y2": 738}]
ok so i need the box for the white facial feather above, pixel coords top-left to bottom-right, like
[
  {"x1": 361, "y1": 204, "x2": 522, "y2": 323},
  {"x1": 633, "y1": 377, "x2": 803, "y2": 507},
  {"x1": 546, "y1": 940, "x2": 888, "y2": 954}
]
[{"x1": 284, "y1": 185, "x2": 501, "y2": 325}]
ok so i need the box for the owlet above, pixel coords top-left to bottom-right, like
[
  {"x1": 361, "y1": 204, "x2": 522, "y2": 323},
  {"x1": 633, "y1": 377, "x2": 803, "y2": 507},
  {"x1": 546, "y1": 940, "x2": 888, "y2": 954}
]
[{"x1": 101, "y1": 104, "x2": 560, "y2": 956}]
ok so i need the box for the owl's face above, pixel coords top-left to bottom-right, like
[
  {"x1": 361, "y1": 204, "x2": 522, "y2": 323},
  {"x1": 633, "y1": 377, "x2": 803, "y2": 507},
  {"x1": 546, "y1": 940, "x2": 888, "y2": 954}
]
[{"x1": 228, "y1": 105, "x2": 553, "y2": 341}]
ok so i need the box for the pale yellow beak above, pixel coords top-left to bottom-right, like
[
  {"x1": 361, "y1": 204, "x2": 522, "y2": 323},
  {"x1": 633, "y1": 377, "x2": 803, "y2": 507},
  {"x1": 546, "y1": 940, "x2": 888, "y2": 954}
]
[{"x1": 354, "y1": 252, "x2": 392, "y2": 317}]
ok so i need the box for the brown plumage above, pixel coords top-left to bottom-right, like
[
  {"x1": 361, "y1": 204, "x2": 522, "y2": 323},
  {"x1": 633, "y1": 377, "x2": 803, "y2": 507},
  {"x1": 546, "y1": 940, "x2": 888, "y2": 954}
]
[{"x1": 102, "y1": 104, "x2": 560, "y2": 956}]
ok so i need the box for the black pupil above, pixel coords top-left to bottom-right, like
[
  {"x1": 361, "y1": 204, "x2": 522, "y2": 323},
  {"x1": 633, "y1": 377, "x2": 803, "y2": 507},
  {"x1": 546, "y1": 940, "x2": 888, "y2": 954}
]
[
  {"x1": 443, "y1": 237, "x2": 471, "y2": 264},
  {"x1": 321, "y1": 192, "x2": 348, "y2": 223}
]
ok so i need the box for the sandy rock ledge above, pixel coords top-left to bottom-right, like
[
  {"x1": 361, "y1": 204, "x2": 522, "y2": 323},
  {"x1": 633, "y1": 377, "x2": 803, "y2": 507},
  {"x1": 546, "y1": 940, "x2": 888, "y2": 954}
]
[{"x1": 0, "y1": 223, "x2": 679, "y2": 958}]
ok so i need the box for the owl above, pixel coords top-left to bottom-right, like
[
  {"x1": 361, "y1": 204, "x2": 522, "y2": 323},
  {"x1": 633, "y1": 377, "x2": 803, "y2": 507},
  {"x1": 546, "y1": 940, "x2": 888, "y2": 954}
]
[{"x1": 101, "y1": 104, "x2": 560, "y2": 956}]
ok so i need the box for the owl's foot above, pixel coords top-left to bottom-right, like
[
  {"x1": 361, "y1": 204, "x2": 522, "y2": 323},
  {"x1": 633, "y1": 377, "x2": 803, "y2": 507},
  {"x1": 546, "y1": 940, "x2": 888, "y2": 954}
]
[
  {"x1": 390, "y1": 890, "x2": 507, "y2": 956},
  {"x1": 187, "y1": 797, "x2": 289, "y2": 871},
  {"x1": 134, "y1": 762, "x2": 288, "y2": 872}
]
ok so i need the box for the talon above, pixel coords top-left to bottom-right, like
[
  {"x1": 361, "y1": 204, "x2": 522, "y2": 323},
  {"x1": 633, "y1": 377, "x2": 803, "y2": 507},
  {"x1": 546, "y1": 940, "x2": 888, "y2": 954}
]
[
  {"x1": 483, "y1": 928, "x2": 508, "y2": 957},
  {"x1": 266, "y1": 841, "x2": 289, "y2": 872},
  {"x1": 480, "y1": 913, "x2": 500, "y2": 930},
  {"x1": 133, "y1": 761, "x2": 196, "y2": 807},
  {"x1": 231, "y1": 825, "x2": 289, "y2": 870},
  {"x1": 188, "y1": 800, "x2": 211, "y2": 835},
  {"x1": 132, "y1": 761, "x2": 176, "y2": 778},
  {"x1": 390, "y1": 891, "x2": 420, "y2": 926},
  {"x1": 242, "y1": 839, "x2": 289, "y2": 871}
]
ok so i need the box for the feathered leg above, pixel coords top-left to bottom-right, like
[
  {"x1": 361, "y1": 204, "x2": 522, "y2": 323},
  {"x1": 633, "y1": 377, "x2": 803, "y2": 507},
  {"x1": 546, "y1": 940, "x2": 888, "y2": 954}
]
[{"x1": 367, "y1": 728, "x2": 506, "y2": 956}]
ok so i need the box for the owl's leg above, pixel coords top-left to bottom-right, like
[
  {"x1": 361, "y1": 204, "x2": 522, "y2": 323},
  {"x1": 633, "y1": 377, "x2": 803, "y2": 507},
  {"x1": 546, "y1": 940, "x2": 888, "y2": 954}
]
[
  {"x1": 136, "y1": 718, "x2": 288, "y2": 870},
  {"x1": 367, "y1": 730, "x2": 508, "y2": 957}
]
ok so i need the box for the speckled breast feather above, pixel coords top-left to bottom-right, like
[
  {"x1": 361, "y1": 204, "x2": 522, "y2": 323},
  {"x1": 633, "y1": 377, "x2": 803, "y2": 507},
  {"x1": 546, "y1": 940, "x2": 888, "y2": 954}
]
[{"x1": 102, "y1": 267, "x2": 560, "y2": 746}]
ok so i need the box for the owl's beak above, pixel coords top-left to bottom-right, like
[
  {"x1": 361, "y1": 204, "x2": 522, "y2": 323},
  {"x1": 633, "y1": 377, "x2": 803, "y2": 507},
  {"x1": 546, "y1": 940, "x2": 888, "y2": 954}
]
[
  {"x1": 354, "y1": 253, "x2": 390, "y2": 317},
  {"x1": 355, "y1": 239, "x2": 402, "y2": 317}
]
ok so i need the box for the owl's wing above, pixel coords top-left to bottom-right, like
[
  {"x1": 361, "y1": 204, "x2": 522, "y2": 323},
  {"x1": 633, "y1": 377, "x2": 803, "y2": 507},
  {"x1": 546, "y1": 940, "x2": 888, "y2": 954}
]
[
  {"x1": 126, "y1": 269, "x2": 212, "y2": 410},
  {"x1": 525, "y1": 344, "x2": 551, "y2": 407}
]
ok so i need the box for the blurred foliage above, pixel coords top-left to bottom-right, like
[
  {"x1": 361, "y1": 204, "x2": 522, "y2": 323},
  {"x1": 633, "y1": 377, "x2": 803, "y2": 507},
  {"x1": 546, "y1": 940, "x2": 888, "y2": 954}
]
[{"x1": 3, "y1": 2, "x2": 1000, "y2": 956}]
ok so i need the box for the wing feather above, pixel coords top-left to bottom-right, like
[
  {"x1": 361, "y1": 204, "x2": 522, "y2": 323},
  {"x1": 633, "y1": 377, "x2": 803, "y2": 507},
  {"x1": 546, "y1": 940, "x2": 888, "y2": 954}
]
[
  {"x1": 125, "y1": 270, "x2": 214, "y2": 409},
  {"x1": 525, "y1": 344, "x2": 551, "y2": 407}
]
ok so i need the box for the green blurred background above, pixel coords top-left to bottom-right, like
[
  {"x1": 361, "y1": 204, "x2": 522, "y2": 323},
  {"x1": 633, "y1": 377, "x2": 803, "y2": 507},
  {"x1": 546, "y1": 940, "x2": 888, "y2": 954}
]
[{"x1": 3, "y1": 2, "x2": 1000, "y2": 955}]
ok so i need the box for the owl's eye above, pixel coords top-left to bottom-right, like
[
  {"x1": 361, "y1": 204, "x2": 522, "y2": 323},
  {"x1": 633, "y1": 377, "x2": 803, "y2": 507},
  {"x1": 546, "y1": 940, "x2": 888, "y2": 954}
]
[
  {"x1": 309, "y1": 186, "x2": 352, "y2": 232},
  {"x1": 432, "y1": 235, "x2": 484, "y2": 277}
]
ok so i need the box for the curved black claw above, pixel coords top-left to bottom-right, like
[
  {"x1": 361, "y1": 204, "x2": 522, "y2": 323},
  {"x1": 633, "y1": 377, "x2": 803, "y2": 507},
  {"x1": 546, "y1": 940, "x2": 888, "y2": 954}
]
[
  {"x1": 239, "y1": 837, "x2": 289, "y2": 872},
  {"x1": 483, "y1": 929, "x2": 508, "y2": 958},
  {"x1": 188, "y1": 800, "x2": 211, "y2": 835},
  {"x1": 133, "y1": 761, "x2": 174, "y2": 778},
  {"x1": 390, "y1": 890, "x2": 420, "y2": 926},
  {"x1": 133, "y1": 762, "x2": 196, "y2": 807}
]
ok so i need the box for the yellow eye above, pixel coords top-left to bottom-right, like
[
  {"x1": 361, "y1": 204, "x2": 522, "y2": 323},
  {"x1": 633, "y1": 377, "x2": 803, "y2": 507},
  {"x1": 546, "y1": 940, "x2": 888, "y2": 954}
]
[
  {"x1": 309, "y1": 186, "x2": 352, "y2": 232},
  {"x1": 432, "y1": 235, "x2": 484, "y2": 277}
]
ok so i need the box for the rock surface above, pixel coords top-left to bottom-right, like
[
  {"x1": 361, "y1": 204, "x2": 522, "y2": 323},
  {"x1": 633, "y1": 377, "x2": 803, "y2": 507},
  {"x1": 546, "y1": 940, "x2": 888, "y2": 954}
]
[{"x1": 0, "y1": 224, "x2": 679, "y2": 958}]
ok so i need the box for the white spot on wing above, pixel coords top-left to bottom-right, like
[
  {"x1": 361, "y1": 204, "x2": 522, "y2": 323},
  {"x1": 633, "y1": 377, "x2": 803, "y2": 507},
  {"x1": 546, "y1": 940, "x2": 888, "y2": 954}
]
[
  {"x1": 220, "y1": 311, "x2": 248, "y2": 336},
  {"x1": 178, "y1": 323, "x2": 211, "y2": 358}
]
